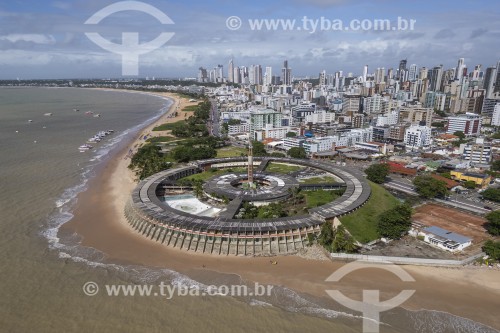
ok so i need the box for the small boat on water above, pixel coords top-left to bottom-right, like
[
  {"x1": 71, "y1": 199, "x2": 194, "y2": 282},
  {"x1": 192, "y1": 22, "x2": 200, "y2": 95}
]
[
  {"x1": 44, "y1": 113, "x2": 53, "y2": 116},
  {"x1": 87, "y1": 137, "x2": 100, "y2": 143},
  {"x1": 28, "y1": 120, "x2": 33, "y2": 123},
  {"x1": 78, "y1": 144, "x2": 93, "y2": 152},
  {"x1": 87, "y1": 130, "x2": 114, "y2": 144},
  {"x1": 73, "y1": 109, "x2": 79, "y2": 112},
  {"x1": 85, "y1": 111, "x2": 93, "y2": 115},
  {"x1": 93, "y1": 114, "x2": 101, "y2": 118}
]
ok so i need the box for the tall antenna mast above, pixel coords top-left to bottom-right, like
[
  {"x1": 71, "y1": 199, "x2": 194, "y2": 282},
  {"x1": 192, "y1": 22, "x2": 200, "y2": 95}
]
[{"x1": 247, "y1": 144, "x2": 254, "y2": 184}]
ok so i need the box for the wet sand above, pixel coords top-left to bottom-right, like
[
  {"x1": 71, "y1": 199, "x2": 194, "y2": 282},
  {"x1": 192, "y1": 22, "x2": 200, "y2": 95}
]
[{"x1": 64, "y1": 90, "x2": 500, "y2": 330}]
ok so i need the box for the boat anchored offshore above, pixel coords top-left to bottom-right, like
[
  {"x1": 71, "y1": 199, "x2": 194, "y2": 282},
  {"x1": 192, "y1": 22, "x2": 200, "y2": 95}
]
[
  {"x1": 78, "y1": 144, "x2": 93, "y2": 152},
  {"x1": 85, "y1": 130, "x2": 114, "y2": 144},
  {"x1": 44, "y1": 113, "x2": 53, "y2": 116}
]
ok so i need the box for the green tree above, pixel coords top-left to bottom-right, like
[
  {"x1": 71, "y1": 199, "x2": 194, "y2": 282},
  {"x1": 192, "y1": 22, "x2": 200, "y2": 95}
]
[
  {"x1": 237, "y1": 202, "x2": 259, "y2": 219},
  {"x1": 413, "y1": 175, "x2": 448, "y2": 198},
  {"x1": 258, "y1": 203, "x2": 287, "y2": 219},
  {"x1": 227, "y1": 119, "x2": 241, "y2": 125},
  {"x1": 252, "y1": 140, "x2": 267, "y2": 156},
  {"x1": 288, "y1": 147, "x2": 307, "y2": 159},
  {"x1": 440, "y1": 172, "x2": 451, "y2": 179},
  {"x1": 491, "y1": 160, "x2": 500, "y2": 171},
  {"x1": 286, "y1": 131, "x2": 297, "y2": 137},
  {"x1": 377, "y1": 203, "x2": 413, "y2": 239},
  {"x1": 364, "y1": 163, "x2": 390, "y2": 184},
  {"x1": 491, "y1": 132, "x2": 500, "y2": 139},
  {"x1": 481, "y1": 188, "x2": 500, "y2": 203},
  {"x1": 482, "y1": 240, "x2": 500, "y2": 261},
  {"x1": 318, "y1": 221, "x2": 334, "y2": 247},
  {"x1": 463, "y1": 180, "x2": 476, "y2": 189},
  {"x1": 193, "y1": 179, "x2": 204, "y2": 199},
  {"x1": 128, "y1": 144, "x2": 171, "y2": 180},
  {"x1": 485, "y1": 210, "x2": 500, "y2": 235},
  {"x1": 288, "y1": 187, "x2": 303, "y2": 205},
  {"x1": 319, "y1": 223, "x2": 357, "y2": 253},
  {"x1": 453, "y1": 131, "x2": 465, "y2": 140}
]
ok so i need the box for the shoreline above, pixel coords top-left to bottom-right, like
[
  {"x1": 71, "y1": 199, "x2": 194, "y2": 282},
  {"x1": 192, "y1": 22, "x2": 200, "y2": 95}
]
[{"x1": 62, "y1": 89, "x2": 500, "y2": 330}]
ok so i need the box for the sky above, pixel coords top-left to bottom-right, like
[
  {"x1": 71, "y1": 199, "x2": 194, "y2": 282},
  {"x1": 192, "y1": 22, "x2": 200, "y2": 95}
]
[{"x1": 0, "y1": 0, "x2": 499, "y2": 79}]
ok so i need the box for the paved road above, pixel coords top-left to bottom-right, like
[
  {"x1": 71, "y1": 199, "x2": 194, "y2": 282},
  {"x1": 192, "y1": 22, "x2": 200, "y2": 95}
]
[
  {"x1": 384, "y1": 179, "x2": 418, "y2": 196},
  {"x1": 384, "y1": 177, "x2": 497, "y2": 214}
]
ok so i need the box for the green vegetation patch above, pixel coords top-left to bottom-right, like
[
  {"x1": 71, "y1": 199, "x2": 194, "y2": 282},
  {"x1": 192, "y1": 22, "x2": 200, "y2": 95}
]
[
  {"x1": 265, "y1": 162, "x2": 304, "y2": 174},
  {"x1": 299, "y1": 176, "x2": 337, "y2": 184},
  {"x1": 340, "y1": 182, "x2": 399, "y2": 243},
  {"x1": 216, "y1": 146, "x2": 248, "y2": 158},
  {"x1": 146, "y1": 136, "x2": 179, "y2": 143},
  {"x1": 182, "y1": 104, "x2": 200, "y2": 112},
  {"x1": 182, "y1": 168, "x2": 247, "y2": 182},
  {"x1": 152, "y1": 120, "x2": 185, "y2": 132},
  {"x1": 303, "y1": 189, "x2": 343, "y2": 208}
]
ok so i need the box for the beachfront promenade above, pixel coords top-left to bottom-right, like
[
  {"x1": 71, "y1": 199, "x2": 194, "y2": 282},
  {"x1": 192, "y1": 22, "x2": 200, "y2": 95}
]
[{"x1": 124, "y1": 157, "x2": 371, "y2": 255}]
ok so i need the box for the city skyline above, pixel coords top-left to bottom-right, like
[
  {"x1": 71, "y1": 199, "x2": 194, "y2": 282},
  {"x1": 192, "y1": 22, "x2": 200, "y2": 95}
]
[{"x1": 0, "y1": 0, "x2": 499, "y2": 79}]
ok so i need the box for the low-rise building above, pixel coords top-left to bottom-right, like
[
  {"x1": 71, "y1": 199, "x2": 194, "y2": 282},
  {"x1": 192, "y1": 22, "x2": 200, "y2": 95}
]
[
  {"x1": 228, "y1": 123, "x2": 249, "y2": 134},
  {"x1": 303, "y1": 137, "x2": 336, "y2": 154},
  {"x1": 450, "y1": 170, "x2": 492, "y2": 188},
  {"x1": 420, "y1": 226, "x2": 472, "y2": 252},
  {"x1": 283, "y1": 137, "x2": 305, "y2": 151}
]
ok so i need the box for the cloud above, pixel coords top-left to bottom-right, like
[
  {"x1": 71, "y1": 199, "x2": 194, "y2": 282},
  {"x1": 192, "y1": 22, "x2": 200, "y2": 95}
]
[
  {"x1": 0, "y1": 34, "x2": 56, "y2": 45},
  {"x1": 291, "y1": 0, "x2": 346, "y2": 7},
  {"x1": 469, "y1": 28, "x2": 487, "y2": 39},
  {"x1": 51, "y1": 1, "x2": 71, "y2": 10},
  {"x1": 434, "y1": 29, "x2": 455, "y2": 39}
]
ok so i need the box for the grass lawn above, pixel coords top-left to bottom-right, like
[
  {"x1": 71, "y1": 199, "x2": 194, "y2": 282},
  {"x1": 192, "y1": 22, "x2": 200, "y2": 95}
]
[
  {"x1": 216, "y1": 146, "x2": 247, "y2": 158},
  {"x1": 265, "y1": 162, "x2": 304, "y2": 174},
  {"x1": 182, "y1": 105, "x2": 199, "y2": 112},
  {"x1": 152, "y1": 120, "x2": 185, "y2": 131},
  {"x1": 299, "y1": 176, "x2": 337, "y2": 184},
  {"x1": 340, "y1": 182, "x2": 399, "y2": 243},
  {"x1": 146, "y1": 136, "x2": 179, "y2": 143},
  {"x1": 303, "y1": 190, "x2": 342, "y2": 208}
]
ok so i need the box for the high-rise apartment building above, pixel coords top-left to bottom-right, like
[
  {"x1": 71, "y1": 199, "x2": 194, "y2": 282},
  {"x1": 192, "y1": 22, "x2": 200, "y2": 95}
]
[{"x1": 282, "y1": 60, "x2": 292, "y2": 85}]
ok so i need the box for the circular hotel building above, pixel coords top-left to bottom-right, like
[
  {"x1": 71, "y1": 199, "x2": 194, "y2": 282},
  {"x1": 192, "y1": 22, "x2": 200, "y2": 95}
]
[{"x1": 125, "y1": 156, "x2": 371, "y2": 256}]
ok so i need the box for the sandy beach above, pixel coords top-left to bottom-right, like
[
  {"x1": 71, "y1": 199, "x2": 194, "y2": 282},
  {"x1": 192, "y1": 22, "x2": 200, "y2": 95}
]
[{"x1": 64, "y1": 90, "x2": 500, "y2": 330}]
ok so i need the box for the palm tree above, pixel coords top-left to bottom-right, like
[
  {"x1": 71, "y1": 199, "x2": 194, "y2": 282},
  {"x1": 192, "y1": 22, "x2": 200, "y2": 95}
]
[
  {"x1": 193, "y1": 180, "x2": 204, "y2": 199},
  {"x1": 288, "y1": 187, "x2": 301, "y2": 205}
]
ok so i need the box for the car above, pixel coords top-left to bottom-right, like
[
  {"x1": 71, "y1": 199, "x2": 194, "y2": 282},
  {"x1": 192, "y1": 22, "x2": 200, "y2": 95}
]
[{"x1": 484, "y1": 206, "x2": 493, "y2": 210}]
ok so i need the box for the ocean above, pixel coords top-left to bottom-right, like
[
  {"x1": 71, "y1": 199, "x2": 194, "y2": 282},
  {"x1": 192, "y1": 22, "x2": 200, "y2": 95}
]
[{"x1": 0, "y1": 87, "x2": 497, "y2": 333}]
